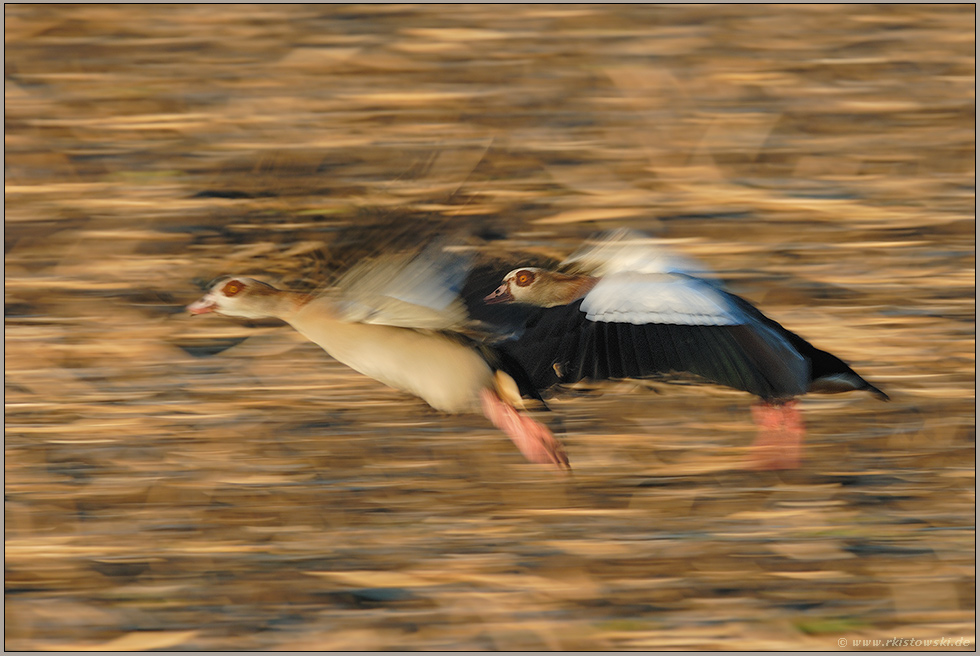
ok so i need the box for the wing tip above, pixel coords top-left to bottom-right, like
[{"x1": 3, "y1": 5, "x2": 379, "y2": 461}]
[{"x1": 868, "y1": 385, "x2": 890, "y2": 402}]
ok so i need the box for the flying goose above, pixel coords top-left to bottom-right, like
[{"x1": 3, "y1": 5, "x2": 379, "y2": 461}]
[
  {"x1": 483, "y1": 229, "x2": 887, "y2": 469},
  {"x1": 187, "y1": 246, "x2": 568, "y2": 470}
]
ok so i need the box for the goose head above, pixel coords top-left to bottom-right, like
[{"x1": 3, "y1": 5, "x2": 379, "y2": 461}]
[
  {"x1": 187, "y1": 276, "x2": 289, "y2": 319},
  {"x1": 484, "y1": 268, "x2": 597, "y2": 308},
  {"x1": 484, "y1": 268, "x2": 542, "y2": 305}
]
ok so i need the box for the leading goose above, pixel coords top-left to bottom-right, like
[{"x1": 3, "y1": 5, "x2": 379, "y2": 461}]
[
  {"x1": 187, "y1": 246, "x2": 568, "y2": 470},
  {"x1": 483, "y1": 229, "x2": 888, "y2": 469}
]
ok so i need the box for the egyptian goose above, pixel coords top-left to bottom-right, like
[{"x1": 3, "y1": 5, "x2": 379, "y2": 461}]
[
  {"x1": 483, "y1": 229, "x2": 887, "y2": 469},
  {"x1": 187, "y1": 247, "x2": 568, "y2": 470}
]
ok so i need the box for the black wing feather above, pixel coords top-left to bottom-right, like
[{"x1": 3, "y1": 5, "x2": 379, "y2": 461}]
[{"x1": 498, "y1": 299, "x2": 813, "y2": 401}]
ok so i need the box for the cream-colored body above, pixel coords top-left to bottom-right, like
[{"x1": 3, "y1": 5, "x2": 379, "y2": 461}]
[
  {"x1": 187, "y1": 268, "x2": 568, "y2": 469},
  {"x1": 288, "y1": 296, "x2": 493, "y2": 414}
]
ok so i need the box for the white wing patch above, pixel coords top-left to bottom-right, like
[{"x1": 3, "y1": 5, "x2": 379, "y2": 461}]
[{"x1": 580, "y1": 272, "x2": 744, "y2": 326}]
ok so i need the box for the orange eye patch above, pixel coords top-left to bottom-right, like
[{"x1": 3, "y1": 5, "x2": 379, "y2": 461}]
[
  {"x1": 514, "y1": 270, "x2": 535, "y2": 287},
  {"x1": 222, "y1": 280, "x2": 244, "y2": 297}
]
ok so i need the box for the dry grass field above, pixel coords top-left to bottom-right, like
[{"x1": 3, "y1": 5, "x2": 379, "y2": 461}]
[{"x1": 5, "y1": 4, "x2": 975, "y2": 650}]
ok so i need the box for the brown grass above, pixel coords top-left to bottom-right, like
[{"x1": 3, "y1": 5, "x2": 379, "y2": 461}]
[{"x1": 5, "y1": 4, "x2": 975, "y2": 650}]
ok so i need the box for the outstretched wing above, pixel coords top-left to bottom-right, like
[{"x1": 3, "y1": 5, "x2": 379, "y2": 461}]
[
  {"x1": 500, "y1": 270, "x2": 811, "y2": 401},
  {"x1": 332, "y1": 240, "x2": 473, "y2": 331}
]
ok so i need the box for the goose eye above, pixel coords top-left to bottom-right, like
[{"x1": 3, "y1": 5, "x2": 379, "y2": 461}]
[
  {"x1": 515, "y1": 270, "x2": 535, "y2": 287},
  {"x1": 222, "y1": 280, "x2": 244, "y2": 296}
]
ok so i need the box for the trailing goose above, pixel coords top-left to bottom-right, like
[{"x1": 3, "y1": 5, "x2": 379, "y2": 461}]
[{"x1": 482, "y1": 229, "x2": 887, "y2": 469}]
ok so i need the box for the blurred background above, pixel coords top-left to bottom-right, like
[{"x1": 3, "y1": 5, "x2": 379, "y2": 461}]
[{"x1": 4, "y1": 4, "x2": 975, "y2": 650}]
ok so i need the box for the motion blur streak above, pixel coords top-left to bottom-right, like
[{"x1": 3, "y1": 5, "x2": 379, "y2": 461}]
[{"x1": 4, "y1": 4, "x2": 974, "y2": 651}]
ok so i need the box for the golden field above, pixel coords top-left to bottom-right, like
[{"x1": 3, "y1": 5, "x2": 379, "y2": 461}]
[{"x1": 5, "y1": 4, "x2": 975, "y2": 650}]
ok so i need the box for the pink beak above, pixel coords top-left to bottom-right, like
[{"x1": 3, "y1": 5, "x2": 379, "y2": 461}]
[
  {"x1": 186, "y1": 297, "x2": 216, "y2": 315},
  {"x1": 483, "y1": 283, "x2": 514, "y2": 305}
]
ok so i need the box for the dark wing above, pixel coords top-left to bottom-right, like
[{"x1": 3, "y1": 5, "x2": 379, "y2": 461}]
[
  {"x1": 497, "y1": 272, "x2": 813, "y2": 401},
  {"x1": 725, "y1": 294, "x2": 889, "y2": 400}
]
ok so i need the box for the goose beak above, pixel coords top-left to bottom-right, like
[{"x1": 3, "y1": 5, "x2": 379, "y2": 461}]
[
  {"x1": 483, "y1": 283, "x2": 514, "y2": 304},
  {"x1": 187, "y1": 297, "x2": 217, "y2": 315}
]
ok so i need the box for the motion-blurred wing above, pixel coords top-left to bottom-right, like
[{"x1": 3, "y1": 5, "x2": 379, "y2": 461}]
[
  {"x1": 561, "y1": 228, "x2": 715, "y2": 279},
  {"x1": 501, "y1": 273, "x2": 810, "y2": 401},
  {"x1": 333, "y1": 241, "x2": 473, "y2": 330}
]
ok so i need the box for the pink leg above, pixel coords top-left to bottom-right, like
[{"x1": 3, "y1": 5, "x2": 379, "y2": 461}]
[
  {"x1": 749, "y1": 401, "x2": 806, "y2": 470},
  {"x1": 480, "y1": 389, "x2": 570, "y2": 470}
]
